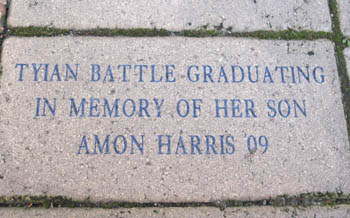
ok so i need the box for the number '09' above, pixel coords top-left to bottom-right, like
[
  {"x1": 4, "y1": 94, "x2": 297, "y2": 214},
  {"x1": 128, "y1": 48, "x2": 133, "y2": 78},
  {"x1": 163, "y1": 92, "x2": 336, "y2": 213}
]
[{"x1": 247, "y1": 135, "x2": 268, "y2": 154}]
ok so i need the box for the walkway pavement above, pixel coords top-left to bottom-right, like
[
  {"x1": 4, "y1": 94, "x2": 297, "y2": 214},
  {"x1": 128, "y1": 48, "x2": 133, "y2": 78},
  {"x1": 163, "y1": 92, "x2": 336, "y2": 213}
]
[{"x1": 0, "y1": 0, "x2": 349, "y2": 217}]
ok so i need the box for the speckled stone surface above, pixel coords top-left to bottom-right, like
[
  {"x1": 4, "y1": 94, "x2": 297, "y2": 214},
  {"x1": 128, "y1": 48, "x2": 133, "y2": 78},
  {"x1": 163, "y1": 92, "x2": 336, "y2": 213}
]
[
  {"x1": 224, "y1": 206, "x2": 350, "y2": 218},
  {"x1": 0, "y1": 37, "x2": 349, "y2": 202},
  {"x1": 8, "y1": 0, "x2": 332, "y2": 32},
  {"x1": 345, "y1": 48, "x2": 350, "y2": 79},
  {"x1": 2, "y1": 206, "x2": 350, "y2": 218},
  {"x1": 0, "y1": 0, "x2": 6, "y2": 32},
  {"x1": 0, "y1": 208, "x2": 223, "y2": 218},
  {"x1": 336, "y1": 0, "x2": 350, "y2": 36}
]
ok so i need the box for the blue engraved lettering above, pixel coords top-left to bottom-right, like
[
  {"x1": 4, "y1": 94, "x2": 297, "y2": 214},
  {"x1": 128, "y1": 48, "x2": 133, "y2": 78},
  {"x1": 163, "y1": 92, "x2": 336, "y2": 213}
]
[
  {"x1": 153, "y1": 99, "x2": 165, "y2": 117},
  {"x1": 113, "y1": 135, "x2": 127, "y2": 154},
  {"x1": 65, "y1": 64, "x2": 79, "y2": 81},
  {"x1": 205, "y1": 135, "x2": 217, "y2": 154},
  {"x1": 293, "y1": 100, "x2": 306, "y2": 117},
  {"x1": 297, "y1": 66, "x2": 310, "y2": 83},
  {"x1": 192, "y1": 99, "x2": 203, "y2": 118},
  {"x1": 139, "y1": 99, "x2": 151, "y2": 117},
  {"x1": 165, "y1": 64, "x2": 176, "y2": 82},
  {"x1": 50, "y1": 64, "x2": 62, "y2": 81},
  {"x1": 135, "y1": 65, "x2": 148, "y2": 82},
  {"x1": 267, "y1": 99, "x2": 277, "y2": 117},
  {"x1": 187, "y1": 65, "x2": 200, "y2": 82},
  {"x1": 215, "y1": 99, "x2": 228, "y2": 117},
  {"x1": 70, "y1": 98, "x2": 86, "y2": 117},
  {"x1": 176, "y1": 99, "x2": 190, "y2": 118},
  {"x1": 32, "y1": 63, "x2": 43, "y2": 81},
  {"x1": 103, "y1": 99, "x2": 120, "y2": 117},
  {"x1": 231, "y1": 65, "x2": 244, "y2": 83},
  {"x1": 263, "y1": 66, "x2": 274, "y2": 83},
  {"x1": 190, "y1": 135, "x2": 202, "y2": 155},
  {"x1": 231, "y1": 99, "x2": 242, "y2": 118},
  {"x1": 89, "y1": 98, "x2": 101, "y2": 117},
  {"x1": 225, "y1": 136, "x2": 235, "y2": 154},
  {"x1": 158, "y1": 135, "x2": 171, "y2": 155},
  {"x1": 130, "y1": 135, "x2": 144, "y2": 154},
  {"x1": 313, "y1": 66, "x2": 325, "y2": 83},
  {"x1": 78, "y1": 135, "x2": 89, "y2": 154},
  {"x1": 91, "y1": 64, "x2": 101, "y2": 81},
  {"x1": 275, "y1": 66, "x2": 288, "y2": 83},
  {"x1": 247, "y1": 65, "x2": 258, "y2": 83},
  {"x1": 15, "y1": 63, "x2": 29, "y2": 81},
  {"x1": 151, "y1": 64, "x2": 162, "y2": 82},
  {"x1": 118, "y1": 64, "x2": 131, "y2": 82},
  {"x1": 278, "y1": 100, "x2": 291, "y2": 118},
  {"x1": 244, "y1": 99, "x2": 257, "y2": 118},
  {"x1": 103, "y1": 65, "x2": 115, "y2": 83},
  {"x1": 175, "y1": 135, "x2": 187, "y2": 154},
  {"x1": 218, "y1": 66, "x2": 229, "y2": 83},
  {"x1": 123, "y1": 99, "x2": 136, "y2": 117},
  {"x1": 203, "y1": 65, "x2": 214, "y2": 83},
  {"x1": 93, "y1": 135, "x2": 110, "y2": 154}
]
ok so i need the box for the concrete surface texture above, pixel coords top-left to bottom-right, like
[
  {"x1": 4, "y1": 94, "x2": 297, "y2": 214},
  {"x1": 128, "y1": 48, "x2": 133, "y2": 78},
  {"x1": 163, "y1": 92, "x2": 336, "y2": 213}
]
[
  {"x1": 345, "y1": 47, "x2": 350, "y2": 79},
  {"x1": 1, "y1": 0, "x2": 350, "y2": 217},
  {"x1": 336, "y1": 0, "x2": 350, "y2": 36},
  {"x1": 1, "y1": 206, "x2": 350, "y2": 218},
  {"x1": 8, "y1": 0, "x2": 332, "y2": 31},
  {"x1": 0, "y1": 37, "x2": 348, "y2": 202}
]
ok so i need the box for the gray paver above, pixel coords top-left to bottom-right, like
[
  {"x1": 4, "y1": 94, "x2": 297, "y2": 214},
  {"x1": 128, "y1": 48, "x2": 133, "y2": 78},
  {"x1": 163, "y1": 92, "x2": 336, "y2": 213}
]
[
  {"x1": 345, "y1": 48, "x2": 350, "y2": 79},
  {"x1": 336, "y1": 0, "x2": 350, "y2": 36},
  {"x1": 0, "y1": 0, "x2": 6, "y2": 32},
  {"x1": 0, "y1": 37, "x2": 349, "y2": 202},
  {"x1": 0, "y1": 208, "x2": 223, "y2": 218},
  {"x1": 8, "y1": 0, "x2": 332, "y2": 32},
  {"x1": 2, "y1": 206, "x2": 350, "y2": 218},
  {"x1": 225, "y1": 206, "x2": 350, "y2": 218}
]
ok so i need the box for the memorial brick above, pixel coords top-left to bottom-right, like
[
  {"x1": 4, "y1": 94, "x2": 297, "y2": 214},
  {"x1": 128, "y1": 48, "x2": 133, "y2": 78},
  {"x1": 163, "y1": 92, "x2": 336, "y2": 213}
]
[
  {"x1": 8, "y1": 0, "x2": 332, "y2": 32},
  {"x1": 0, "y1": 37, "x2": 349, "y2": 202}
]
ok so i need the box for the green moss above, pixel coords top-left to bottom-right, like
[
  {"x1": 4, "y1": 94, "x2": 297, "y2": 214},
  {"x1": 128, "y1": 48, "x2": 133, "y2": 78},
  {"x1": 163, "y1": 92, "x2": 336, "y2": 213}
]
[
  {"x1": 182, "y1": 29, "x2": 217, "y2": 37},
  {"x1": 7, "y1": 27, "x2": 172, "y2": 37},
  {"x1": 229, "y1": 30, "x2": 331, "y2": 40},
  {"x1": 7, "y1": 26, "x2": 70, "y2": 37},
  {"x1": 6, "y1": 26, "x2": 332, "y2": 41},
  {"x1": 1, "y1": 192, "x2": 349, "y2": 209}
]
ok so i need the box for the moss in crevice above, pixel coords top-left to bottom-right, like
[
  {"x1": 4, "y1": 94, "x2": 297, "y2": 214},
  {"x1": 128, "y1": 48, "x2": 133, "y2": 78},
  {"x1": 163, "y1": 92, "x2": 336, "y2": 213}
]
[
  {"x1": 6, "y1": 26, "x2": 172, "y2": 37},
  {"x1": 1, "y1": 192, "x2": 350, "y2": 209},
  {"x1": 228, "y1": 30, "x2": 331, "y2": 40},
  {"x1": 6, "y1": 26, "x2": 332, "y2": 41}
]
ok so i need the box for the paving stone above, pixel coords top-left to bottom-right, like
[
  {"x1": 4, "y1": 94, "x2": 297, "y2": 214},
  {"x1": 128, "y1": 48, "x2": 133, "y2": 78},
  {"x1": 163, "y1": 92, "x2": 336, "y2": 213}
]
[
  {"x1": 336, "y1": 0, "x2": 350, "y2": 36},
  {"x1": 0, "y1": 37, "x2": 349, "y2": 202},
  {"x1": 2, "y1": 206, "x2": 350, "y2": 218},
  {"x1": 225, "y1": 205, "x2": 350, "y2": 218},
  {"x1": 0, "y1": 207, "x2": 223, "y2": 218},
  {"x1": 345, "y1": 48, "x2": 350, "y2": 79},
  {"x1": 0, "y1": 0, "x2": 6, "y2": 32},
  {"x1": 8, "y1": 0, "x2": 332, "y2": 32}
]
